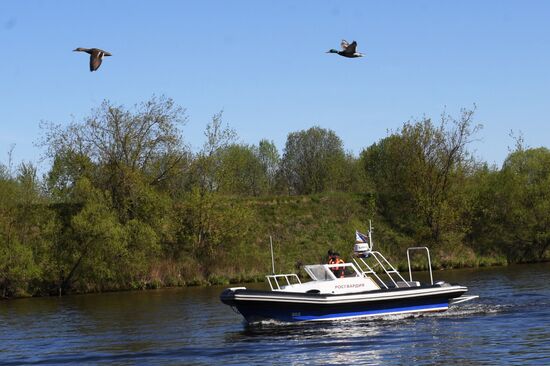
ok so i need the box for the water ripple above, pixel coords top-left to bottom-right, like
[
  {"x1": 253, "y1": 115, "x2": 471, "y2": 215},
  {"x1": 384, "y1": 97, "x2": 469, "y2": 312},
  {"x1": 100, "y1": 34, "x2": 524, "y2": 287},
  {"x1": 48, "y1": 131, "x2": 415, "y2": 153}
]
[{"x1": 1, "y1": 263, "x2": 550, "y2": 365}]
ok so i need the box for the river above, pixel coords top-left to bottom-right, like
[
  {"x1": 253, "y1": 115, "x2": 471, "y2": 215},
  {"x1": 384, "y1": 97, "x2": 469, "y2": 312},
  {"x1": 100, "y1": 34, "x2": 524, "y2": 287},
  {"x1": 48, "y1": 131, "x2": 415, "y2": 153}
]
[{"x1": 1, "y1": 263, "x2": 549, "y2": 365}]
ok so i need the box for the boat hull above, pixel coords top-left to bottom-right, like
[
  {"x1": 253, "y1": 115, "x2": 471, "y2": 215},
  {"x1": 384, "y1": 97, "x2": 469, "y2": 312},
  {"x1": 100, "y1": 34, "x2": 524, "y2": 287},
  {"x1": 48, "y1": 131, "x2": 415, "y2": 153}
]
[{"x1": 221, "y1": 285, "x2": 467, "y2": 323}]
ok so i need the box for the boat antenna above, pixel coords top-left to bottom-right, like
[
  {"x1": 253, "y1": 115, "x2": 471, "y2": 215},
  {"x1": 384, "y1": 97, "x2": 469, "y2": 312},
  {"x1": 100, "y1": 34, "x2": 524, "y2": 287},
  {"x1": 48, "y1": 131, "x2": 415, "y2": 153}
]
[{"x1": 269, "y1": 235, "x2": 275, "y2": 274}]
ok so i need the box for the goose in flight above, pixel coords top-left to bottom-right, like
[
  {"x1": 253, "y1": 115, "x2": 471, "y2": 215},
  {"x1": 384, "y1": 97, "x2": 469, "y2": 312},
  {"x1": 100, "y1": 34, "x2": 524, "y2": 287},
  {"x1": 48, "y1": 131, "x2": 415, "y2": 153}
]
[
  {"x1": 327, "y1": 40, "x2": 363, "y2": 58},
  {"x1": 73, "y1": 47, "x2": 112, "y2": 71}
]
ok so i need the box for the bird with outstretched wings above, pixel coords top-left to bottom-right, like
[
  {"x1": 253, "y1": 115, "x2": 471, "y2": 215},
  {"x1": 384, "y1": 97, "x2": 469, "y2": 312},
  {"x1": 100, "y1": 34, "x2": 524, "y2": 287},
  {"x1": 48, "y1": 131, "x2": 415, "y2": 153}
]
[{"x1": 73, "y1": 47, "x2": 112, "y2": 71}]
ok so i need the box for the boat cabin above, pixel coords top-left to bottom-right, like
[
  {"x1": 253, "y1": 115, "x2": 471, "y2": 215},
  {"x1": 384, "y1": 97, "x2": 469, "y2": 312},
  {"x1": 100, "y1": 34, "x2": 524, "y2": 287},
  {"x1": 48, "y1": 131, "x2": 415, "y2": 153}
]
[
  {"x1": 265, "y1": 225, "x2": 437, "y2": 295},
  {"x1": 267, "y1": 262, "x2": 381, "y2": 294}
]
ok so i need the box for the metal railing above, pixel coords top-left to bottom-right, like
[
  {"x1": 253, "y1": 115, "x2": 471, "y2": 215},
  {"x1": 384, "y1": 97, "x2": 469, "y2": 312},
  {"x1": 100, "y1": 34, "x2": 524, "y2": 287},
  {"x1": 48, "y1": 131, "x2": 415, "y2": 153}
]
[
  {"x1": 406, "y1": 247, "x2": 433, "y2": 285},
  {"x1": 353, "y1": 251, "x2": 410, "y2": 289},
  {"x1": 266, "y1": 274, "x2": 301, "y2": 291}
]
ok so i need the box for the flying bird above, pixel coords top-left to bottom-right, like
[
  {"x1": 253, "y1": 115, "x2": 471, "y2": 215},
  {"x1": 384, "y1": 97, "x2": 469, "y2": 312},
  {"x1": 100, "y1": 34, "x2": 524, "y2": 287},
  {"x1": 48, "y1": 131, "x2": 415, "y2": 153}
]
[
  {"x1": 327, "y1": 40, "x2": 364, "y2": 58},
  {"x1": 73, "y1": 47, "x2": 112, "y2": 71}
]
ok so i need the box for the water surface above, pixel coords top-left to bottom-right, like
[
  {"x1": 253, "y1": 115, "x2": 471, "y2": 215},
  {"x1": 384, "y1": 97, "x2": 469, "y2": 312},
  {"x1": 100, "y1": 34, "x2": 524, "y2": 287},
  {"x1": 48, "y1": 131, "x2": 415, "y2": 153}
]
[{"x1": 1, "y1": 263, "x2": 549, "y2": 365}]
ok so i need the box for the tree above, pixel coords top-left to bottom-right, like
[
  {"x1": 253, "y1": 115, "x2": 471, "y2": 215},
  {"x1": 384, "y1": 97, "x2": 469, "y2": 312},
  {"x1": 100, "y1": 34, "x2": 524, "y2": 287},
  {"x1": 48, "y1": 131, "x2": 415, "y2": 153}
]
[
  {"x1": 50, "y1": 177, "x2": 162, "y2": 293},
  {"x1": 280, "y1": 126, "x2": 346, "y2": 194},
  {"x1": 362, "y1": 107, "x2": 481, "y2": 244},
  {"x1": 46, "y1": 151, "x2": 95, "y2": 201},
  {"x1": 175, "y1": 188, "x2": 253, "y2": 271},
  {"x1": 258, "y1": 139, "x2": 280, "y2": 192},
  {"x1": 475, "y1": 147, "x2": 550, "y2": 262},
  {"x1": 0, "y1": 162, "x2": 51, "y2": 297},
  {"x1": 216, "y1": 144, "x2": 267, "y2": 196},
  {"x1": 40, "y1": 96, "x2": 188, "y2": 222},
  {"x1": 188, "y1": 111, "x2": 237, "y2": 194}
]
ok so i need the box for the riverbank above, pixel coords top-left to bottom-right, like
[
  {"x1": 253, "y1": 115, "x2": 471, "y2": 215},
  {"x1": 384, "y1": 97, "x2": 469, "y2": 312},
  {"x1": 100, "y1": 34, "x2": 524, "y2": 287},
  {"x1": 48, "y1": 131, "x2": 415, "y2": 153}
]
[
  {"x1": 2, "y1": 191, "x2": 549, "y2": 299},
  {"x1": 0, "y1": 256, "x2": 531, "y2": 300},
  {"x1": 3, "y1": 101, "x2": 550, "y2": 300}
]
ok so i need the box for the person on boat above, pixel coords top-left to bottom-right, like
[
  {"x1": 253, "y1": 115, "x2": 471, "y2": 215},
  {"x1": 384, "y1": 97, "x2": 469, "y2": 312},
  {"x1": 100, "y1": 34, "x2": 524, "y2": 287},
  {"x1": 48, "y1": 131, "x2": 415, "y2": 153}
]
[
  {"x1": 327, "y1": 249, "x2": 336, "y2": 264},
  {"x1": 329, "y1": 251, "x2": 345, "y2": 278}
]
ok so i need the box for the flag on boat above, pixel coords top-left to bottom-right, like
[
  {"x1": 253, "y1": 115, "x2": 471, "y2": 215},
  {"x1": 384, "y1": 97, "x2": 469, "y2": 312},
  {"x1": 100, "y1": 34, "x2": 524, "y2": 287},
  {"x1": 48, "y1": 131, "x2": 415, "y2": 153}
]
[{"x1": 355, "y1": 230, "x2": 369, "y2": 243}]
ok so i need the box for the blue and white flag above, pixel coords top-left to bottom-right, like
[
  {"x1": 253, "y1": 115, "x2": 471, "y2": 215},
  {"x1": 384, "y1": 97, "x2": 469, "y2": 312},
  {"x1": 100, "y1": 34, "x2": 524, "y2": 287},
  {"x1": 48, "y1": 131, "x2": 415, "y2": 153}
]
[{"x1": 355, "y1": 230, "x2": 369, "y2": 243}]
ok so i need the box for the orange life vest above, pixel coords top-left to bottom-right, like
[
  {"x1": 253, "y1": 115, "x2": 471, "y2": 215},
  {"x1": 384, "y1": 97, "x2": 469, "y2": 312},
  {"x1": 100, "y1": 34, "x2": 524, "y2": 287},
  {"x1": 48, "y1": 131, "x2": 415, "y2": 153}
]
[{"x1": 329, "y1": 257, "x2": 345, "y2": 278}]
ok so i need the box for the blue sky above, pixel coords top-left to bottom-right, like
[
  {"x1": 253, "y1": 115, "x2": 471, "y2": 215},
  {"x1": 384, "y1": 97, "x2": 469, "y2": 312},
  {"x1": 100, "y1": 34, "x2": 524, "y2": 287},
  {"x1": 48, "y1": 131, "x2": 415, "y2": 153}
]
[{"x1": 1, "y1": 1, "x2": 549, "y2": 172}]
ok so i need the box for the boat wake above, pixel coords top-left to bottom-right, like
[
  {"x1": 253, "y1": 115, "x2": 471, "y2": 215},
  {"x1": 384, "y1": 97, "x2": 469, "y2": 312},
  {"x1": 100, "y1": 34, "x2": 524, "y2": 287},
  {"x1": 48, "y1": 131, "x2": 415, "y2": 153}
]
[
  {"x1": 370, "y1": 302, "x2": 503, "y2": 322},
  {"x1": 245, "y1": 302, "x2": 502, "y2": 328},
  {"x1": 442, "y1": 303, "x2": 504, "y2": 316}
]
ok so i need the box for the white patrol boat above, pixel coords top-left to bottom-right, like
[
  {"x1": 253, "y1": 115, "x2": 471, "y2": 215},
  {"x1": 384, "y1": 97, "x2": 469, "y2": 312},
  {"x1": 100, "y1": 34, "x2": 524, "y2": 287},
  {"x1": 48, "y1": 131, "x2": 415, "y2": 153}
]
[{"x1": 221, "y1": 224, "x2": 477, "y2": 323}]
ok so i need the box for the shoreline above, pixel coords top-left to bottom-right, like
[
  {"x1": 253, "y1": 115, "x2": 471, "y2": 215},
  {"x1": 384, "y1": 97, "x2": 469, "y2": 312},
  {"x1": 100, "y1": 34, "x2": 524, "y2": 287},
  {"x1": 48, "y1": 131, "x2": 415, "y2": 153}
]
[{"x1": 3, "y1": 259, "x2": 549, "y2": 300}]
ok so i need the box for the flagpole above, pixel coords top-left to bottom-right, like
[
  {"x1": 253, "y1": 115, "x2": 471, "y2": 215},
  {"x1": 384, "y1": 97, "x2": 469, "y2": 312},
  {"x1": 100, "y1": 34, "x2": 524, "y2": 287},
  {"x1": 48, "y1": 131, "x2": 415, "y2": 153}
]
[
  {"x1": 269, "y1": 235, "x2": 275, "y2": 274},
  {"x1": 368, "y1": 220, "x2": 373, "y2": 250}
]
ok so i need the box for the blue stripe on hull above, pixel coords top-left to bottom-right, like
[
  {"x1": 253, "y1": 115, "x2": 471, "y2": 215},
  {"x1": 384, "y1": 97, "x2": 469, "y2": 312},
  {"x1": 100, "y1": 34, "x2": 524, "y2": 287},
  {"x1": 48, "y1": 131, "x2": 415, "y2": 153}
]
[{"x1": 292, "y1": 302, "x2": 449, "y2": 321}]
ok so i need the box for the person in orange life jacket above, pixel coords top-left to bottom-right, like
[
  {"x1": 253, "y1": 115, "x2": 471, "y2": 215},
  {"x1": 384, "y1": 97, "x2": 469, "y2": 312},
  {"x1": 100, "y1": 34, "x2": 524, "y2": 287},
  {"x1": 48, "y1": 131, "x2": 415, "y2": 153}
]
[
  {"x1": 328, "y1": 250, "x2": 345, "y2": 278},
  {"x1": 327, "y1": 249, "x2": 336, "y2": 264}
]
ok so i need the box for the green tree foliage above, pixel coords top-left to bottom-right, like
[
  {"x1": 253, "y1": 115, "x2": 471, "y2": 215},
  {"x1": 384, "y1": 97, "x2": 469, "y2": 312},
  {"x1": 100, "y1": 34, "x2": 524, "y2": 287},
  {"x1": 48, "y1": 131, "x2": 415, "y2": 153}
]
[
  {"x1": 0, "y1": 238, "x2": 38, "y2": 298},
  {"x1": 191, "y1": 111, "x2": 237, "y2": 193},
  {"x1": 280, "y1": 126, "x2": 347, "y2": 194},
  {"x1": 469, "y1": 147, "x2": 550, "y2": 262},
  {"x1": 0, "y1": 162, "x2": 54, "y2": 297},
  {"x1": 36, "y1": 97, "x2": 185, "y2": 293},
  {"x1": 51, "y1": 178, "x2": 162, "y2": 294},
  {"x1": 258, "y1": 139, "x2": 280, "y2": 192},
  {"x1": 61, "y1": 178, "x2": 126, "y2": 290},
  {"x1": 362, "y1": 108, "x2": 481, "y2": 245},
  {"x1": 40, "y1": 96, "x2": 188, "y2": 222},
  {"x1": 216, "y1": 144, "x2": 267, "y2": 196},
  {"x1": 46, "y1": 151, "x2": 95, "y2": 201},
  {"x1": 2, "y1": 98, "x2": 550, "y2": 298},
  {"x1": 175, "y1": 188, "x2": 253, "y2": 269}
]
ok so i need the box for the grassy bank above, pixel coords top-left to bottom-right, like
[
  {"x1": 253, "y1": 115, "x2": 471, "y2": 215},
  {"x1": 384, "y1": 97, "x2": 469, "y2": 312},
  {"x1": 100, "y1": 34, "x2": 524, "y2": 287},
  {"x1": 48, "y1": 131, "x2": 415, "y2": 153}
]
[
  {"x1": 140, "y1": 192, "x2": 515, "y2": 290},
  {"x1": 4, "y1": 191, "x2": 546, "y2": 299}
]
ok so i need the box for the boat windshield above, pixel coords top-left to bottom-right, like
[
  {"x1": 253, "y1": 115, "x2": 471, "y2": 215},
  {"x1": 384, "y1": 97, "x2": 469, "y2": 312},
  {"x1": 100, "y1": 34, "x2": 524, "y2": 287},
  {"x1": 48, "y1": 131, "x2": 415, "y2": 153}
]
[
  {"x1": 306, "y1": 265, "x2": 334, "y2": 281},
  {"x1": 305, "y1": 264, "x2": 359, "y2": 281}
]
